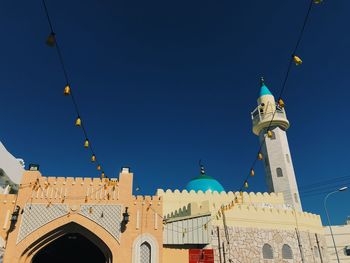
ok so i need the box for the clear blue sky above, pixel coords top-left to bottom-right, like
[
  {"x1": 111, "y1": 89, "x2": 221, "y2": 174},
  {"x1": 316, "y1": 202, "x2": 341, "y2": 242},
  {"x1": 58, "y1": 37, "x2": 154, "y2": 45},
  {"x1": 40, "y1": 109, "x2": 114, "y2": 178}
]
[{"x1": 0, "y1": 0, "x2": 349, "y2": 225}]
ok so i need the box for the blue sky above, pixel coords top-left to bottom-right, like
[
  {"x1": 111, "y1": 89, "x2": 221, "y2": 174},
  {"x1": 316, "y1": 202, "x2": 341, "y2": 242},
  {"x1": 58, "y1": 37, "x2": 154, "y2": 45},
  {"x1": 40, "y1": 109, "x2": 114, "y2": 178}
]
[{"x1": 0, "y1": 0, "x2": 349, "y2": 225}]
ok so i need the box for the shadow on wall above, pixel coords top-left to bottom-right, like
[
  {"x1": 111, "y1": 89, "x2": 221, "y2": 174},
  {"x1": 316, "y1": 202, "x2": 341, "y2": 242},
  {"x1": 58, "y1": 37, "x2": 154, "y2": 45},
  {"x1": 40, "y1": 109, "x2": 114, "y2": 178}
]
[{"x1": 0, "y1": 247, "x2": 4, "y2": 263}]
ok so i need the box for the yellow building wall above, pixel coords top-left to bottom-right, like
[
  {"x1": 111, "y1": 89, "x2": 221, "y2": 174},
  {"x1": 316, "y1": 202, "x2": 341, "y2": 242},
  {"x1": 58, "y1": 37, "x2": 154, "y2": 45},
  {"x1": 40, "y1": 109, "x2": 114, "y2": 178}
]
[
  {"x1": 157, "y1": 189, "x2": 324, "y2": 234},
  {"x1": 163, "y1": 247, "x2": 188, "y2": 263},
  {"x1": 2, "y1": 170, "x2": 163, "y2": 263}
]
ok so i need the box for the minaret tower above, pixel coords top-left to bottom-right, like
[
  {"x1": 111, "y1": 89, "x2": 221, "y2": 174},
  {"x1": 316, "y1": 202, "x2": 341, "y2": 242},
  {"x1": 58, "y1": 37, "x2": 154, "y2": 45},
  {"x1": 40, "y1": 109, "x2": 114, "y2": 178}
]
[{"x1": 251, "y1": 78, "x2": 302, "y2": 211}]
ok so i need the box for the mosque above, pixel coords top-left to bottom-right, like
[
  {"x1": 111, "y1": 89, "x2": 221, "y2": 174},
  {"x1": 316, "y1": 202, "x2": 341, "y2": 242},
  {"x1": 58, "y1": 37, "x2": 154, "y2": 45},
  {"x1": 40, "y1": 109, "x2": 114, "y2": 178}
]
[{"x1": 0, "y1": 80, "x2": 329, "y2": 262}]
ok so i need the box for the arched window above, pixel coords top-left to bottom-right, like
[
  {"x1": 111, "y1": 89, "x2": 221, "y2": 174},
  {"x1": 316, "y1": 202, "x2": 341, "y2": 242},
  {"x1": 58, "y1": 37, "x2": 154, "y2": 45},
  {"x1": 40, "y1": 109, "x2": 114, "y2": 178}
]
[
  {"x1": 282, "y1": 244, "x2": 293, "y2": 259},
  {"x1": 262, "y1": 244, "x2": 274, "y2": 259},
  {"x1": 140, "y1": 242, "x2": 151, "y2": 263},
  {"x1": 132, "y1": 234, "x2": 159, "y2": 263},
  {"x1": 294, "y1": 193, "x2": 299, "y2": 203},
  {"x1": 285, "y1": 154, "x2": 290, "y2": 163},
  {"x1": 276, "y1": 168, "x2": 283, "y2": 177}
]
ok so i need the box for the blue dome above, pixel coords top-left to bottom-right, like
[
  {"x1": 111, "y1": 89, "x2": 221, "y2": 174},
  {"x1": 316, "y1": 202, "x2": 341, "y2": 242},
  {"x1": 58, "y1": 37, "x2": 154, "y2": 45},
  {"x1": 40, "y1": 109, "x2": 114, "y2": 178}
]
[
  {"x1": 185, "y1": 175, "x2": 225, "y2": 193},
  {"x1": 260, "y1": 84, "x2": 273, "y2": 97}
]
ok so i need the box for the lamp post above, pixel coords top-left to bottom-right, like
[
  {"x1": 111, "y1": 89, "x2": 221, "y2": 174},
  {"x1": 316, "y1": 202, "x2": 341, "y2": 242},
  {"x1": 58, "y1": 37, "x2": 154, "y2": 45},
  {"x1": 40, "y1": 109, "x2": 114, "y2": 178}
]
[{"x1": 324, "y1": 186, "x2": 348, "y2": 263}]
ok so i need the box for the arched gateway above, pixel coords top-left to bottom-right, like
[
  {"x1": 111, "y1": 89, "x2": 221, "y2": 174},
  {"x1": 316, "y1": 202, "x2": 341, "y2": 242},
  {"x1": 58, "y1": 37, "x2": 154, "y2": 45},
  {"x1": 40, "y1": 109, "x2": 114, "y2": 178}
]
[
  {"x1": 1, "y1": 168, "x2": 163, "y2": 263},
  {"x1": 28, "y1": 223, "x2": 112, "y2": 263}
]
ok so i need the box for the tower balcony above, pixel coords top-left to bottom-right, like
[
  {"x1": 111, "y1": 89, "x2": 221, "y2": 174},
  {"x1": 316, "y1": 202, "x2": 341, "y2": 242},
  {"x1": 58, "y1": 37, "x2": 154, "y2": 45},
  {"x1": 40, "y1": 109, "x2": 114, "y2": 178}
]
[{"x1": 251, "y1": 106, "x2": 290, "y2": 135}]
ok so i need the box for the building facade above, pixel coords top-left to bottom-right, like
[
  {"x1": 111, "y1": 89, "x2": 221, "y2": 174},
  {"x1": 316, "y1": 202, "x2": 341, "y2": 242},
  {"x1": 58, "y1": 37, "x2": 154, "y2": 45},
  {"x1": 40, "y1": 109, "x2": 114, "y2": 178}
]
[
  {"x1": 0, "y1": 79, "x2": 332, "y2": 262},
  {"x1": 251, "y1": 78, "x2": 302, "y2": 211},
  {"x1": 0, "y1": 168, "x2": 163, "y2": 263},
  {"x1": 324, "y1": 217, "x2": 350, "y2": 262}
]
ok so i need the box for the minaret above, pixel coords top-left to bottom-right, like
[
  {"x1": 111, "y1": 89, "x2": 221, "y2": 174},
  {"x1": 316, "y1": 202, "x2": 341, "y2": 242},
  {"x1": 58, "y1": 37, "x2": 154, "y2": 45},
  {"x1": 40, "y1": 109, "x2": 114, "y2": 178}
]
[{"x1": 251, "y1": 78, "x2": 302, "y2": 211}]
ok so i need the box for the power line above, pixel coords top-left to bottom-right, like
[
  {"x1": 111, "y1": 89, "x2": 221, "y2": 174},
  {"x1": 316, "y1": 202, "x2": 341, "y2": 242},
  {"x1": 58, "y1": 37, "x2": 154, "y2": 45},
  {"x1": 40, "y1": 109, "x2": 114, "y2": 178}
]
[
  {"x1": 239, "y1": 0, "x2": 316, "y2": 192},
  {"x1": 299, "y1": 175, "x2": 350, "y2": 190}
]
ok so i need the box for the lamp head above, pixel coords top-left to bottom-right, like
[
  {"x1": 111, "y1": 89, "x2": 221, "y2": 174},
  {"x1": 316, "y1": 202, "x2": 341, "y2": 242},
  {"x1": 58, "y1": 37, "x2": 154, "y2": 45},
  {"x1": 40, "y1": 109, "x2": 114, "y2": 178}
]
[{"x1": 339, "y1": 186, "x2": 348, "y2": 192}]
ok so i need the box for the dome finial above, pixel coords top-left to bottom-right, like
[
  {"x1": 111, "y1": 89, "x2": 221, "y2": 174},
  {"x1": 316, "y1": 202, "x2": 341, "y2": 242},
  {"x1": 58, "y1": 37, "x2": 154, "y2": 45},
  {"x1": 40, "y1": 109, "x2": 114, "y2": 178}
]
[
  {"x1": 260, "y1": 76, "x2": 265, "y2": 86},
  {"x1": 199, "y1": 160, "x2": 205, "y2": 176},
  {"x1": 259, "y1": 77, "x2": 273, "y2": 97}
]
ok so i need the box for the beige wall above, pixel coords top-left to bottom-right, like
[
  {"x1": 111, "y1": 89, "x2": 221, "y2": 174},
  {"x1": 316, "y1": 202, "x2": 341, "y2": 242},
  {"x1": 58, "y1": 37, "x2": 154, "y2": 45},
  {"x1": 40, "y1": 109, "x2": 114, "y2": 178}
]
[
  {"x1": 324, "y1": 223, "x2": 350, "y2": 262},
  {"x1": 163, "y1": 247, "x2": 188, "y2": 263},
  {"x1": 158, "y1": 189, "x2": 324, "y2": 233},
  {"x1": 1, "y1": 169, "x2": 163, "y2": 263}
]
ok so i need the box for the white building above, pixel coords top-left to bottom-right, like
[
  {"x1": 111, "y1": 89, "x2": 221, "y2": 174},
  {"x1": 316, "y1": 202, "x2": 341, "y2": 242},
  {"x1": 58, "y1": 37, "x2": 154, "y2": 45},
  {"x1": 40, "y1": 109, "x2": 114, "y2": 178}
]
[
  {"x1": 0, "y1": 142, "x2": 24, "y2": 194},
  {"x1": 251, "y1": 78, "x2": 302, "y2": 211},
  {"x1": 324, "y1": 217, "x2": 350, "y2": 262}
]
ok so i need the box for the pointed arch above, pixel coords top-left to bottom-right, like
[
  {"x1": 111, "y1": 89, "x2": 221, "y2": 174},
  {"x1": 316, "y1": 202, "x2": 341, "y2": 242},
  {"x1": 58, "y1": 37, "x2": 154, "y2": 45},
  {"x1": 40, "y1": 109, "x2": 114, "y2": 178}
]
[
  {"x1": 132, "y1": 233, "x2": 159, "y2": 263},
  {"x1": 14, "y1": 214, "x2": 115, "y2": 263}
]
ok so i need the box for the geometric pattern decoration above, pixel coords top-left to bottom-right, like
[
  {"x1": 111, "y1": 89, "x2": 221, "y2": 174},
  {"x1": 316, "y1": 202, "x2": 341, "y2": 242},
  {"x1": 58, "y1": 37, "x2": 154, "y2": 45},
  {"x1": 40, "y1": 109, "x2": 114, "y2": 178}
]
[
  {"x1": 79, "y1": 204, "x2": 122, "y2": 242},
  {"x1": 17, "y1": 204, "x2": 68, "y2": 244},
  {"x1": 140, "y1": 242, "x2": 151, "y2": 263}
]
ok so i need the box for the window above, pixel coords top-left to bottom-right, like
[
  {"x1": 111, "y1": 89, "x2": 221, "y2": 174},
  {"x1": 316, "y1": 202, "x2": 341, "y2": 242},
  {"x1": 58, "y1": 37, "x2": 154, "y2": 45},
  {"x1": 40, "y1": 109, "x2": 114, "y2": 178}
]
[
  {"x1": 132, "y1": 234, "x2": 158, "y2": 263},
  {"x1": 262, "y1": 244, "x2": 274, "y2": 259},
  {"x1": 294, "y1": 193, "x2": 299, "y2": 203},
  {"x1": 140, "y1": 242, "x2": 151, "y2": 263},
  {"x1": 286, "y1": 154, "x2": 290, "y2": 163},
  {"x1": 345, "y1": 246, "x2": 350, "y2": 256},
  {"x1": 276, "y1": 168, "x2": 283, "y2": 177},
  {"x1": 282, "y1": 244, "x2": 293, "y2": 259}
]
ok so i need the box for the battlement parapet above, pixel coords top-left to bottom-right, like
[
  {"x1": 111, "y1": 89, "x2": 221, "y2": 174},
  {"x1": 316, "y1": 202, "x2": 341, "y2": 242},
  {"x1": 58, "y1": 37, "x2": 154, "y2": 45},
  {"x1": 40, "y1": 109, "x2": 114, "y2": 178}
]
[{"x1": 157, "y1": 189, "x2": 283, "y2": 201}]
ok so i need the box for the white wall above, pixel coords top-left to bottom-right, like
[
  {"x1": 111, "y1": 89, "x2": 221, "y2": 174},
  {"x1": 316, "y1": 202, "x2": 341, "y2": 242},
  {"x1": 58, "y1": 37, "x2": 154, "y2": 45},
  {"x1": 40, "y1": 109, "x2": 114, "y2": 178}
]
[{"x1": 324, "y1": 221, "x2": 350, "y2": 262}]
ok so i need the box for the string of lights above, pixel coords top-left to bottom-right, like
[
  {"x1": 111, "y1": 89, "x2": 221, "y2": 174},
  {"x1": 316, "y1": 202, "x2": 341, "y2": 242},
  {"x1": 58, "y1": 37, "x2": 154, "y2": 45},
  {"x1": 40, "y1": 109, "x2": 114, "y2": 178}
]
[
  {"x1": 41, "y1": 0, "x2": 106, "y2": 179},
  {"x1": 214, "y1": 0, "x2": 322, "y2": 220}
]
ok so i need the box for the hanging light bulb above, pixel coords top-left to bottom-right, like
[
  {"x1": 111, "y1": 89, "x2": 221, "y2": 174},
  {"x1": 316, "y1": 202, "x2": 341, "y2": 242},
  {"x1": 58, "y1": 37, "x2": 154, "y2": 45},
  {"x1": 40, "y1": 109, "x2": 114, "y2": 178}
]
[
  {"x1": 244, "y1": 181, "x2": 249, "y2": 189},
  {"x1": 97, "y1": 165, "x2": 101, "y2": 171},
  {"x1": 313, "y1": 0, "x2": 322, "y2": 3},
  {"x1": 91, "y1": 154, "x2": 96, "y2": 162},
  {"x1": 267, "y1": 130, "x2": 273, "y2": 138},
  {"x1": 293, "y1": 55, "x2": 302, "y2": 65},
  {"x1": 101, "y1": 171, "x2": 105, "y2": 178},
  {"x1": 258, "y1": 152, "x2": 263, "y2": 160},
  {"x1": 64, "y1": 85, "x2": 71, "y2": 96},
  {"x1": 46, "y1": 32, "x2": 56, "y2": 47},
  {"x1": 75, "y1": 117, "x2": 81, "y2": 126},
  {"x1": 250, "y1": 169, "x2": 255, "y2": 177},
  {"x1": 84, "y1": 139, "x2": 89, "y2": 148},
  {"x1": 278, "y1": 98, "x2": 285, "y2": 108}
]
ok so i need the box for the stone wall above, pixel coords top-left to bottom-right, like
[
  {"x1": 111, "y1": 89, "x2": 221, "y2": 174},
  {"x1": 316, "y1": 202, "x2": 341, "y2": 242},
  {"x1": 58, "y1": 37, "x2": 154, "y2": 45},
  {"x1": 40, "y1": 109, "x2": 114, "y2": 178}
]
[{"x1": 211, "y1": 225, "x2": 329, "y2": 263}]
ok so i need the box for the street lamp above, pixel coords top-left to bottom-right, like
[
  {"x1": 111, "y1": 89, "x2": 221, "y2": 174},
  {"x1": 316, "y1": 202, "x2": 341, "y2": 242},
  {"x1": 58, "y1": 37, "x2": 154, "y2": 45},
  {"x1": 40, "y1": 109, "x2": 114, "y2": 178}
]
[{"x1": 324, "y1": 186, "x2": 348, "y2": 263}]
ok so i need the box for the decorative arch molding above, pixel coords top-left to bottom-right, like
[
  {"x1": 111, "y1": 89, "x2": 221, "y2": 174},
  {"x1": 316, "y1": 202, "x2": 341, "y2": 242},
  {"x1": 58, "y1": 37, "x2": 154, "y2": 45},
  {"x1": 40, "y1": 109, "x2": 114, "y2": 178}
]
[
  {"x1": 13, "y1": 214, "x2": 116, "y2": 263},
  {"x1": 132, "y1": 233, "x2": 159, "y2": 263}
]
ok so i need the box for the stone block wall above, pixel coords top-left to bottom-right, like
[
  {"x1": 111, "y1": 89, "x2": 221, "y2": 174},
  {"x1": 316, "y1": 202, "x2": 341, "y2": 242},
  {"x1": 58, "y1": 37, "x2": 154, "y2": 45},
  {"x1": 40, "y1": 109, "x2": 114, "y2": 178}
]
[{"x1": 210, "y1": 225, "x2": 329, "y2": 263}]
